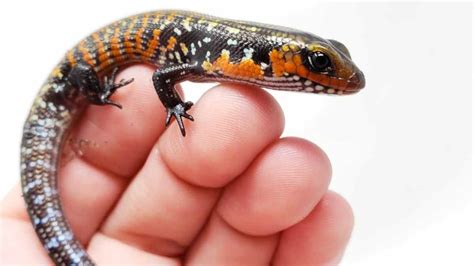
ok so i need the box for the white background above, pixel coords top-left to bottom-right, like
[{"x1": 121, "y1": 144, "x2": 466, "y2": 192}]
[{"x1": 0, "y1": 1, "x2": 472, "y2": 265}]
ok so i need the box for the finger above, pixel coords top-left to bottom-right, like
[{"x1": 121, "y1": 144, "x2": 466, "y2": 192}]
[
  {"x1": 217, "y1": 137, "x2": 332, "y2": 236},
  {"x1": 272, "y1": 191, "x2": 354, "y2": 266},
  {"x1": 0, "y1": 218, "x2": 51, "y2": 264},
  {"x1": 185, "y1": 213, "x2": 278, "y2": 265},
  {"x1": 87, "y1": 233, "x2": 180, "y2": 265},
  {"x1": 185, "y1": 137, "x2": 331, "y2": 265},
  {"x1": 60, "y1": 65, "x2": 171, "y2": 243},
  {"x1": 158, "y1": 83, "x2": 285, "y2": 187},
  {"x1": 1, "y1": 185, "x2": 51, "y2": 263},
  {"x1": 1, "y1": 160, "x2": 128, "y2": 245},
  {"x1": 99, "y1": 84, "x2": 284, "y2": 256}
]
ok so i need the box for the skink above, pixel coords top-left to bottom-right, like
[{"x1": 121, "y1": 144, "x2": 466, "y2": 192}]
[{"x1": 20, "y1": 10, "x2": 365, "y2": 265}]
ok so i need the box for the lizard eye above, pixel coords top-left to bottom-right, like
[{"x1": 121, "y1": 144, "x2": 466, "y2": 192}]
[{"x1": 308, "y1": 52, "x2": 331, "y2": 72}]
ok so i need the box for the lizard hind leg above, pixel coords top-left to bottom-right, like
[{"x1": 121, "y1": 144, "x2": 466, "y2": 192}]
[{"x1": 68, "y1": 63, "x2": 134, "y2": 109}]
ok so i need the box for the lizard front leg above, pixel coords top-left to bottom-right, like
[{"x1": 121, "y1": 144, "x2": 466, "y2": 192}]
[
  {"x1": 153, "y1": 63, "x2": 200, "y2": 136},
  {"x1": 68, "y1": 63, "x2": 134, "y2": 108}
]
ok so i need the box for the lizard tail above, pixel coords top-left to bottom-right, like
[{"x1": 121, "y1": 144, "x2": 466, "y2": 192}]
[{"x1": 20, "y1": 64, "x2": 95, "y2": 265}]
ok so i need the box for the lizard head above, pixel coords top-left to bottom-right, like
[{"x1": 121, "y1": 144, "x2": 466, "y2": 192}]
[{"x1": 268, "y1": 38, "x2": 365, "y2": 95}]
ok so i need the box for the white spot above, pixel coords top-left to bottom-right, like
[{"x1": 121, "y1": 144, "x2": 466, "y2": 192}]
[
  {"x1": 190, "y1": 43, "x2": 196, "y2": 55},
  {"x1": 174, "y1": 51, "x2": 182, "y2": 63},
  {"x1": 45, "y1": 119, "x2": 54, "y2": 128},
  {"x1": 52, "y1": 83, "x2": 64, "y2": 93},
  {"x1": 47, "y1": 103, "x2": 57, "y2": 112},
  {"x1": 33, "y1": 195, "x2": 45, "y2": 205},
  {"x1": 181, "y1": 21, "x2": 192, "y2": 31},
  {"x1": 327, "y1": 88, "x2": 336, "y2": 94},
  {"x1": 174, "y1": 28, "x2": 182, "y2": 35},
  {"x1": 205, "y1": 51, "x2": 211, "y2": 60},
  {"x1": 45, "y1": 237, "x2": 59, "y2": 249},
  {"x1": 203, "y1": 37, "x2": 211, "y2": 43},
  {"x1": 304, "y1": 80, "x2": 312, "y2": 86},
  {"x1": 43, "y1": 162, "x2": 51, "y2": 170},
  {"x1": 71, "y1": 253, "x2": 81, "y2": 263},
  {"x1": 227, "y1": 39, "x2": 237, "y2": 46},
  {"x1": 293, "y1": 75, "x2": 300, "y2": 81},
  {"x1": 198, "y1": 40, "x2": 202, "y2": 47},
  {"x1": 226, "y1": 27, "x2": 240, "y2": 34},
  {"x1": 260, "y1": 62, "x2": 269, "y2": 69},
  {"x1": 305, "y1": 87, "x2": 314, "y2": 92},
  {"x1": 243, "y1": 48, "x2": 254, "y2": 59},
  {"x1": 41, "y1": 215, "x2": 50, "y2": 224},
  {"x1": 315, "y1": 85, "x2": 325, "y2": 91}
]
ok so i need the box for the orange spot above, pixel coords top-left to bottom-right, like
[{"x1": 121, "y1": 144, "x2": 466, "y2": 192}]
[
  {"x1": 297, "y1": 65, "x2": 309, "y2": 78},
  {"x1": 135, "y1": 28, "x2": 145, "y2": 52},
  {"x1": 152, "y1": 13, "x2": 161, "y2": 24},
  {"x1": 66, "y1": 50, "x2": 77, "y2": 66},
  {"x1": 135, "y1": 15, "x2": 149, "y2": 52},
  {"x1": 92, "y1": 33, "x2": 108, "y2": 65},
  {"x1": 110, "y1": 27, "x2": 122, "y2": 57},
  {"x1": 124, "y1": 17, "x2": 138, "y2": 54},
  {"x1": 166, "y1": 36, "x2": 177, "y2": 50},
  {"x1": 98, "y1": 53, "x2": 109, "y2": 63},
  {"x1": 284, "y1": 61, "x2": 296, "y2": 73},
  {"x1": 143, "y1": 29, "x2": 161, "y2": 59},
  {"x1": 208, "y1": 51, "x2": 263, "y2": 79},
  {"x1": 52, "y1": 67, "x2": 63, "y2": 78},
  {"x1": 78, "y1": 40, "x2": 95, "y2": 65},
  {"x1": 269, "y1": 49, "x2": 286, "y2": 77},
  {"x1": 166, "y1": 11, "x2": 176, "y2": 22},
  {"x1": 293, "y1": 54, "x2": 303, "y2": 65}
]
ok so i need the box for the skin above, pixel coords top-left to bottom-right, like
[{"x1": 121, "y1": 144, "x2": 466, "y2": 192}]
[{"x1": 1, "y1": 65, "x2": 354, "y2": 265}]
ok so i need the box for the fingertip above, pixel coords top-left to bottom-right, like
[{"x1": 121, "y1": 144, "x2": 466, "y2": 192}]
[
  {"x1": 217, "y1": 137, "x2": 332, "y2": 236},
  {"x1": 159, "y1": 83, "x2": 285, "y2": 188},
  {"x1": 273, "y1": 191, "x2": 354, "y2": 265}
]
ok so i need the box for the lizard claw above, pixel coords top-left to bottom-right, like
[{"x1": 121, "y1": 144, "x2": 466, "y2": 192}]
[
  {"x1": 99, "y1": 67, "x2": 134, "y2": 108},
  {"x1": 165, "y1": 101, "x2": 194, "y2": 136}
]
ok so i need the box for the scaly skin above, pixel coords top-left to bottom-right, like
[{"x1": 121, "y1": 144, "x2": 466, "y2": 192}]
[{"x1": 20, "y1": 10, "x2": 365, "y2": 265}]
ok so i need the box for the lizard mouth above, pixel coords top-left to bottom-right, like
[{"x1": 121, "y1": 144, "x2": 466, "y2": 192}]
[{"x1": 300, "y1": 71, "x2": 365, "y2": 95}]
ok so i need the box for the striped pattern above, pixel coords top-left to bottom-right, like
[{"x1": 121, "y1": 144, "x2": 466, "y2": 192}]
[{"x1": 22, "y1": 10, "x2": 364, "y2": 265}]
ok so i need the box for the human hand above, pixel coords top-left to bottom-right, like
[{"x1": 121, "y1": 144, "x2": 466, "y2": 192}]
[{"x1": 1, "y1": 65, "x2": 353, "y2": 265}]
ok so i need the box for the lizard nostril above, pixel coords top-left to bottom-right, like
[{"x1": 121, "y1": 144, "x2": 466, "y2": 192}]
[{"x1": 347, "y1": 71, "x2": 365, "y2": 90}]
